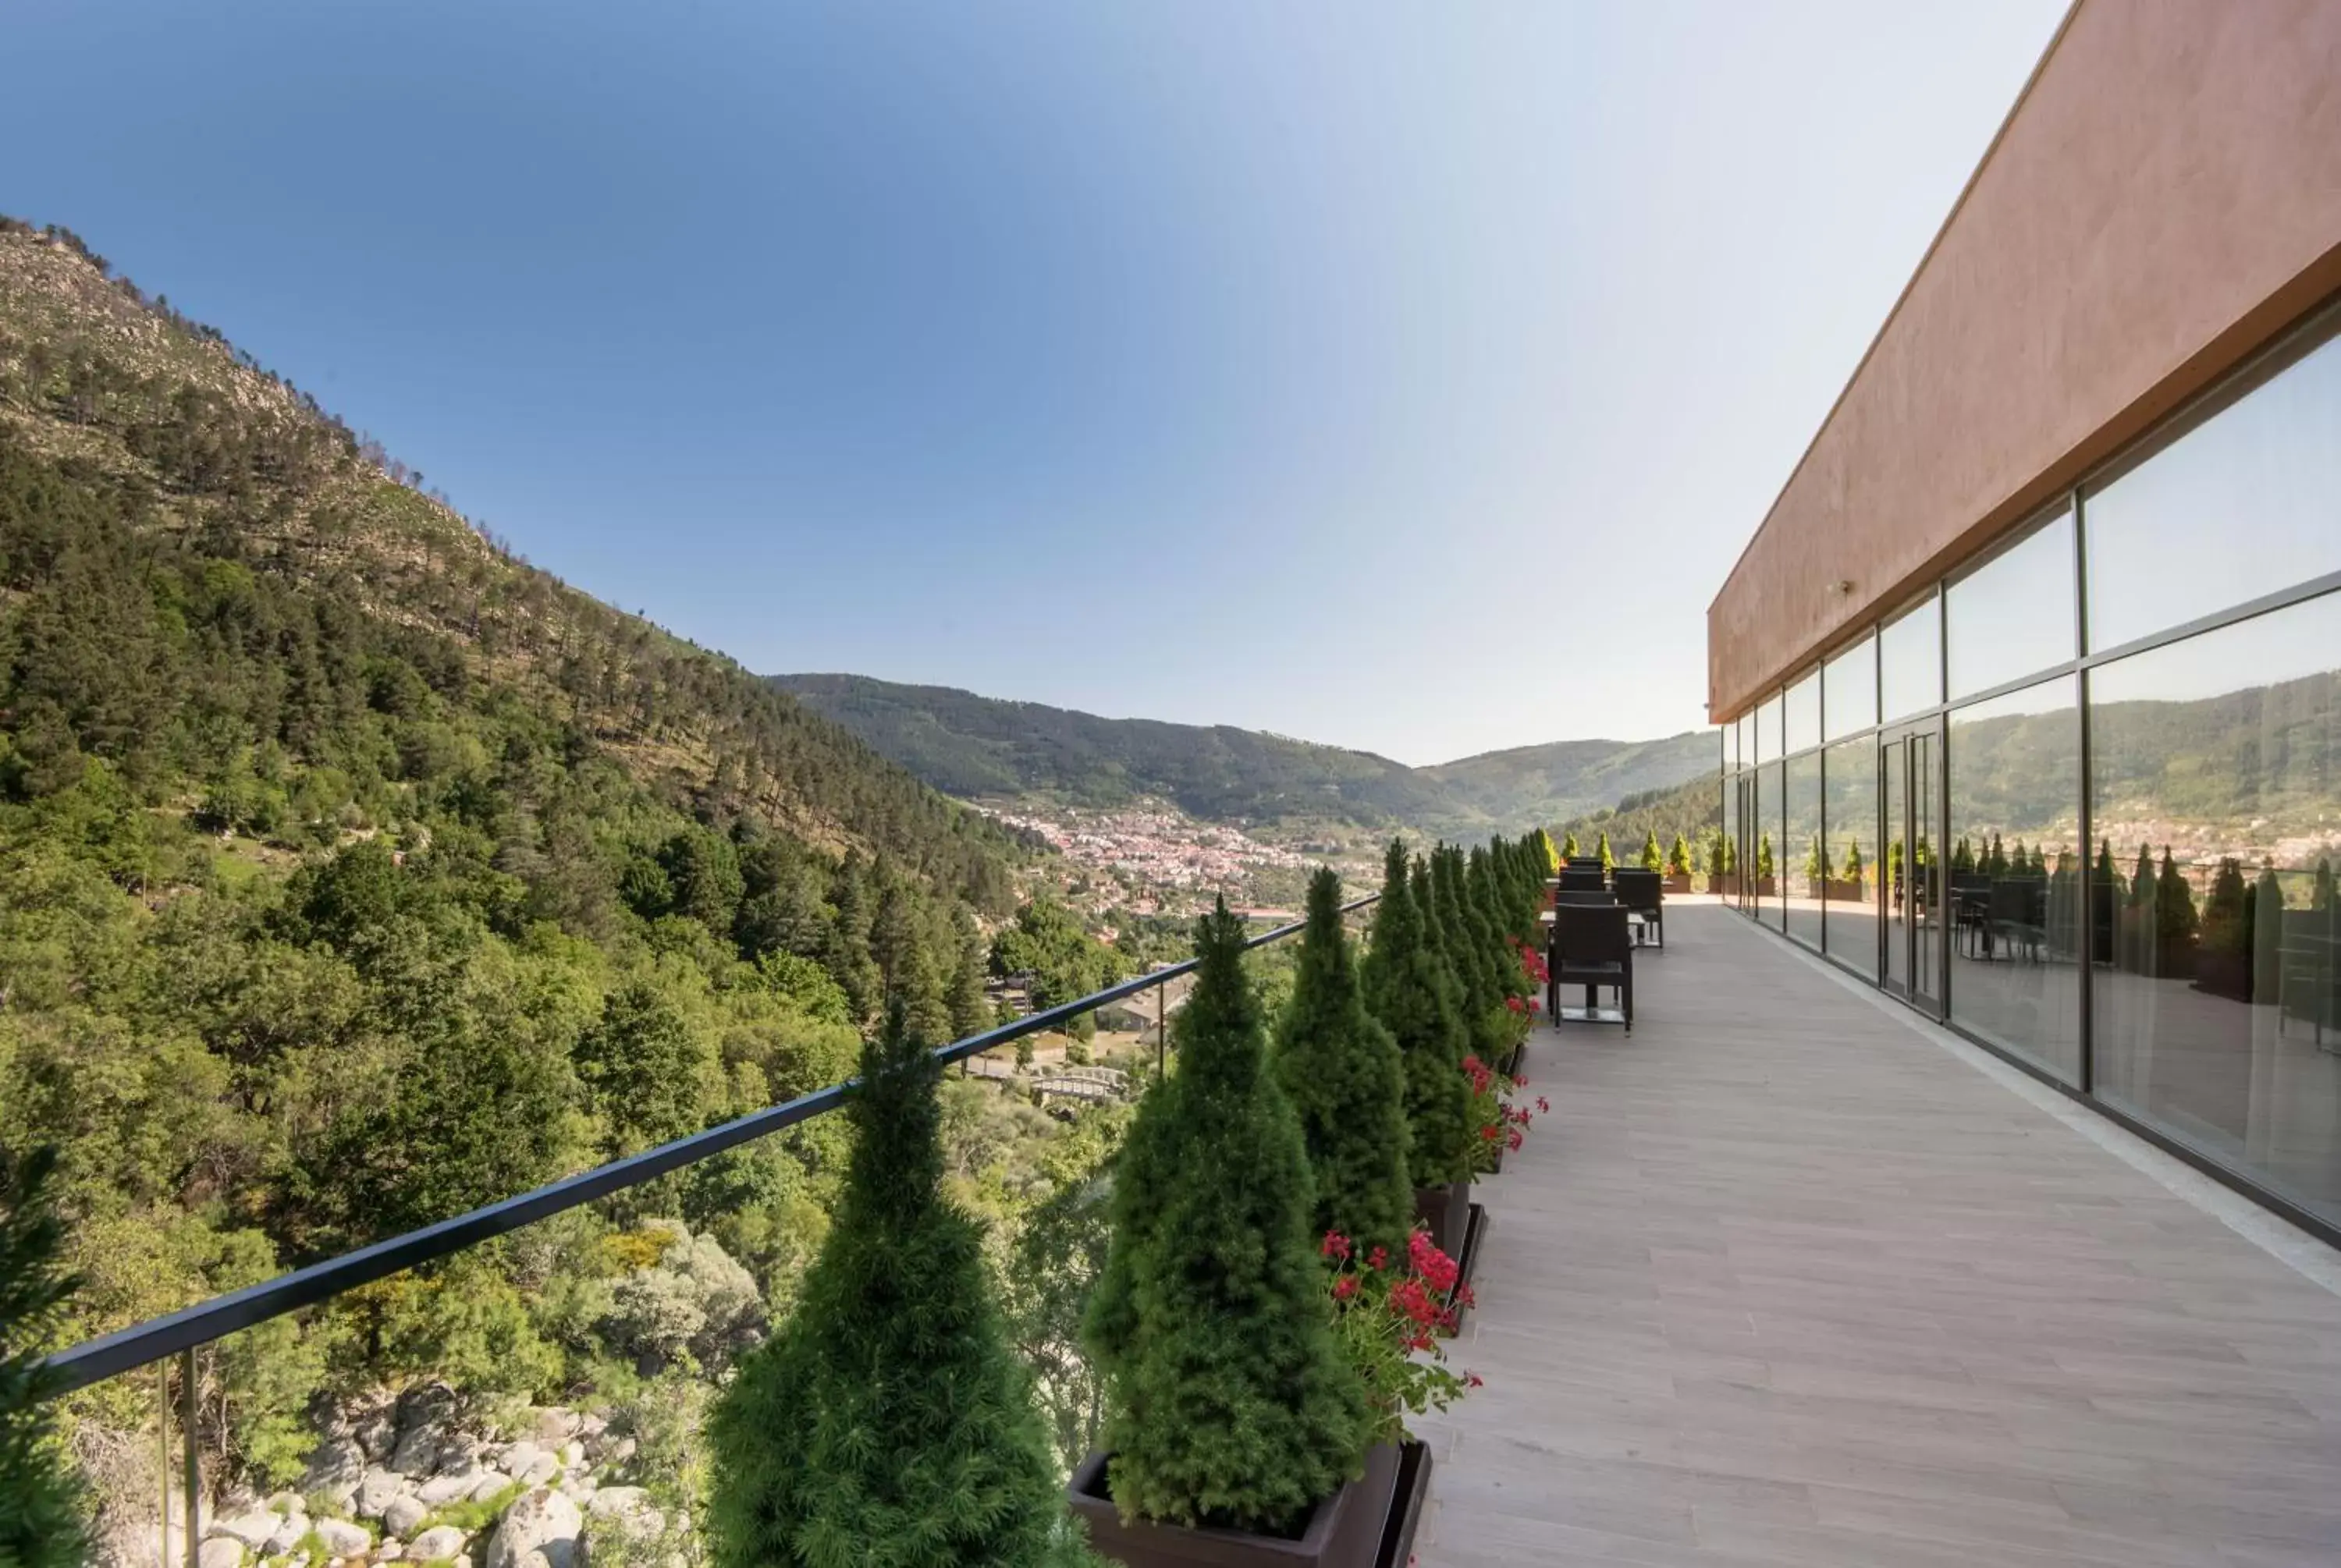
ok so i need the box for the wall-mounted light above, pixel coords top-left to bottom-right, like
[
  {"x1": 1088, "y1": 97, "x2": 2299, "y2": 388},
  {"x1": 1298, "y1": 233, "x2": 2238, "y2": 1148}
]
[{"x1": 1828, "y1": 579, "x2": 1856, "y2": 597}]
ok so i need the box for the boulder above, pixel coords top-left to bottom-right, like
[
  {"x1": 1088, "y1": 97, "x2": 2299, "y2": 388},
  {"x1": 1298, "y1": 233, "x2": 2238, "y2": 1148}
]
[
  {"x1": 528, "y1": 1407, "x2": 581, "y2": 1445},
  {"x1": 384, "y1": 1492, "x2": 432, "y2": 1539},
  {"x1": 262, "y1": 1516, "x2": 310, "y2": 1556},
  {"x1": 313, "y1": 1517, "x2": 373, "y2": 1558},
  {"x1": 357, "y1": 1466, "x2": 408, "y2": 1518},
  {"x1": 417, "y1": 1470, "x2": 481, "y2": 1506},
  {"x1": 502, "y1": 1440, "x2": 557, "y2": 1486},
  {"x1": 297, "y1": 1437, "x2": 367, "y2": 1508},
  {"x1": 374, "y1": 1542, "x2": 407, "y2": 1563},
  {"x1": 197, "y1": 1538, "x2": 244, "y2": 1568},
  {"x1": 485, "y1": 1487, "x2": 581, "y2": 1568},
  {"x1": 206, "y1": 1510, "x2": 281, "y2": 1551},
  {"x1": 559, "y1": 1441, "x2": 584, "y2": 1470},
  {"x1": 408, "y1": 1526, "x2": 469, "y2": 1562},
  {"x1": 468, "y1": 1468, "x2": 517, "y2": 1502},
  {"x1": 264, "y1": 1492, "x2": 305, "y2": 1517}
]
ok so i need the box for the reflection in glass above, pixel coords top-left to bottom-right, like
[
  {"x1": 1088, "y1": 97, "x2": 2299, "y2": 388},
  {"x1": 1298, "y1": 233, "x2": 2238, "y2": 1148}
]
[
  {"x1": 2087, "y1": 319, "x2": 2341, "y2": 654},
  {"x1": 1946, "y1": 676, "x2": 2083, "y2": 1083},
  {"x1": 1721, "y1": 764, "x2": 1741, "y2": 901},
  {"x1": 1946, "y1": 507, "x2": 2075, "y2": 699},
  {"x1": 1825, "y1": 635, "x2": 1877, "y2": 742},
  {"x1": 1881, "y1": 594, "x2": 1941, "y2": 721},
  {"x1": 1760, "y1": 761, "x2": 1785, "y2": 930},
  {"x1": 1785, "y1": 669, "x2": 1821, "y2": 756},
  {"x1": 1785, "y1": 751, "x2": 1823, "y2": 947},
  {"x1": 2090, "y1": 591, "x2": 2341, "y2": 1226},
  {"x1": 1756, "y1": 695, "x2": 1782, "y2": 767},
  {"x1": 1824, "y1": 738, "x2": 1878, "y2": 977}
]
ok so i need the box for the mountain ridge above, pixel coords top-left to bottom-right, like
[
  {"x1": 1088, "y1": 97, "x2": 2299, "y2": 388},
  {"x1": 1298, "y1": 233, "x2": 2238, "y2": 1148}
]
[{"x1": 771, "y1": 671, "x2": 1716, "y2": 835}]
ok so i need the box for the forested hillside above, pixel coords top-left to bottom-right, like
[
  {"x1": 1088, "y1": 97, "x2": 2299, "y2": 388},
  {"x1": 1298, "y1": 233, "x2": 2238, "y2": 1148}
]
[
  {"x1": 1420, "y1": 729, "x2": 1716, "y2": 827},
  {"x1": 0, "y1": 217, "x2": 1052, "y2": 1389},
  {"x1": 1555, "y1": 772, "x2": 1721, "y2": 867},
  {"x1": 773, "y1": 671, "x2": 1718, "y2": 835}
]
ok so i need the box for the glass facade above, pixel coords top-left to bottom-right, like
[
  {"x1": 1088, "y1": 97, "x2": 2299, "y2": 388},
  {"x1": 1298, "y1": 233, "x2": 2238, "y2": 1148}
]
[
  {"x1": 1946, "y1": 677, "x2": 2083, "y2": 1082},
  {"x1": 1715, "y1": 302, "x2": 2341, "y2": 1236},
  {"x1": 1880, "y1": 593, "x2": 1941, "y2": 721},
  {"x1": 1823, "y1": 736, "x2": 1877, "y2": 976},
  {"x1": 1945, "y1": 506, "x2": 2075, "y2": 700},
  {"x1": 1824, "y1": 634, "x2": 1876, "y2": 741},
  {"x1": 1785, "y1": 750, "x2": 1823, "y2": 948}
]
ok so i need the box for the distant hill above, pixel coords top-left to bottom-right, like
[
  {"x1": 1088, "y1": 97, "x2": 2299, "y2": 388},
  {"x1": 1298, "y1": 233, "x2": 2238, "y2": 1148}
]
[
  {"x1": 1421, "y1": 732, "x2": 1719, "y2": 828},
  {"x1": 771, "y1": 672, "x2": 1717, "y2": 837},
  {"x1": 1556, "y1": 772, "x2": 1723, "y2": 865}
]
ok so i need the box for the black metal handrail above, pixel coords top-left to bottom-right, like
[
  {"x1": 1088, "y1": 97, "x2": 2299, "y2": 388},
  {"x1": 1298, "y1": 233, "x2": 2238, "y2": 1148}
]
[{"x1": 41, "y1": 894, "x2": 1376, "y2": 1396}]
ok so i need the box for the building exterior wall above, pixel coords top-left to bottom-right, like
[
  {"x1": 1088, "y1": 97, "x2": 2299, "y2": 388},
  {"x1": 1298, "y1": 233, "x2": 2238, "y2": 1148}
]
[{"x1": 1708, "y1": 0, "x2": 2341, "y2": 722}]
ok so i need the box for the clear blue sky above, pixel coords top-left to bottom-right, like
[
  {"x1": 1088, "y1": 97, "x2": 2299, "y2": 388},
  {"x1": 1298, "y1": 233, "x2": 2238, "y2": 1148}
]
[{"x1": 7, "y1": 0, "x2": 2065, "y2": 765}]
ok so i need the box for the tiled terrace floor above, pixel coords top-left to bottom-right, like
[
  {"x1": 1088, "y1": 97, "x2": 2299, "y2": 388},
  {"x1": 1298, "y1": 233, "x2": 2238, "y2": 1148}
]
[{"x1": 1413, "y1": 903, "x2": 2341, "y2": 1568}]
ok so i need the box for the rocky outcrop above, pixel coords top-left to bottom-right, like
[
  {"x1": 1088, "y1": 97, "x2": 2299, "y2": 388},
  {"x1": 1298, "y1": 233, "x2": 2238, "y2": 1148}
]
[{"x1": 485, "y1": 1488, "x2": 581, "y2": 1568}]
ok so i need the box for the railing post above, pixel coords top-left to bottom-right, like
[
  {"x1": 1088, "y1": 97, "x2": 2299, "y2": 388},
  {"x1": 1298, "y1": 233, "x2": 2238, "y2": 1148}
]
[
  {"x1": 158, "y1": 1360, "x2": 171, "y2": 1568},
  {"x1": 1156, "y1": 974, "x2": 1167, "y2": 1080},
  {"x1": 181, "y1": 1346, "x2": 199, "y2": 1568}
]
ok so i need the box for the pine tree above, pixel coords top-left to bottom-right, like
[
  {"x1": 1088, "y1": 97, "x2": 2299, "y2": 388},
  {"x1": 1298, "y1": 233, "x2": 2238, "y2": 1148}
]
[
  {"x1": 1530, "y1": 828, "x2": 1558, "y2": 873},
  {"x1": 2126, "y1": 844, "x2": 2158, "y2": 974},
  {"x1": 2254, "y1": 864, "x2": 2286, "y2": 1002},
  {"x1": 0, "y1": 1146, "x2": 90, "y2": 1568},
  {"x1": 1757, "y1": 833, "x2": 1775, "y2": 881},
  {"x1": 1639, "y1": 830, "x2": 1663, "y2": 871},
  {"x1": 2155, "y1": 847, "x2": 2199, "y2": 974},
  {"x1": 1273, "y1": 867, "x2": 1412, "y2": 1261},
  {"x1": 1561, "y1": 831, "x2": 1580, "y2": 859},
  {"x1": 1597, "y1": 831, "x2": 1615, "y2": 874},
  {"x1": 708, "y1": 1001, "x2": 1090, "y2": 1568},
  {"x1": 1707, "y1": 829, "x2": 1727, "y2": 882},
  {"x1": 824, "y1": 853, "x2": 883, "y2": 1024},
  {"x1": 1842, "y1": 841, "x2": 1864, "y2": 882},
  {"x1": 1360, "y1": 841, "x2": 1472, "y2": 1190},
  {"x1": 946, "y1": 904, "x2": 993, "y2": 1041},
  {"x1": 1667, "y1": 832, "x2": 1692, "y2": 878},
  {"x1": 1086, "y1": 901, "x2": 1367, "y2": 1534}
]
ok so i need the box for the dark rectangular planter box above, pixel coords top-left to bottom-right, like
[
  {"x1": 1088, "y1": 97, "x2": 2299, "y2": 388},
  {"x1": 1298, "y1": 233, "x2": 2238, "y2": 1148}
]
[
  {"x1": 1069, "y1": 1442, "x2": 1400, "y2": 1567},
  {"x1": 1412, "y1": 1180, "x2": 1471, "y2": 1257}
]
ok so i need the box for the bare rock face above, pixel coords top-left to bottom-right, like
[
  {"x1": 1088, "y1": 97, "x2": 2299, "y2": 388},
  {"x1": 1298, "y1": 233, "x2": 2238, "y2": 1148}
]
[
  {"x1": 196, "y1": 1539, "x2": 244, "y2": 1568},
  {"x1": 485, "y1": 1487, "x2": 581, "y2": 1568}
]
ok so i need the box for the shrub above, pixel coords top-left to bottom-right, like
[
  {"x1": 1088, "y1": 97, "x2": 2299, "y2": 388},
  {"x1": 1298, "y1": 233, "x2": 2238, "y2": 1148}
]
[
  {"x1": 1639, "y1": 831, "x2": 1663, "y2": 871},
  {"x1": 1086, "y1": 900, "x2": 1366, "y2": 1534},
  {"x1": 0, "y1": 1146, "x2": 87, "y2": 1568},
  {"x1": 707, "y1": 999, "x2": 1088, "y2": 1566},
  {"x1": 1666, "y1": 833, "x2": 1691, "y2": 877},
  {"x1": 1273, "y1": 867, "x2": 1412, "y2": 1263}
]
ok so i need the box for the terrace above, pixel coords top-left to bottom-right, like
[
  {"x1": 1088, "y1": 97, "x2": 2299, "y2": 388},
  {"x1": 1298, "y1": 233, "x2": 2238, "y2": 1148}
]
[{"x1": 1414, "y1": 901, "x2": 2341, "y2": 1567}]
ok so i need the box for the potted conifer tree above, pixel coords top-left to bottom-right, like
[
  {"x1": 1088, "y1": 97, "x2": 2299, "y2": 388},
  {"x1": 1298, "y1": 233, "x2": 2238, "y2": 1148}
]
[
  {"x1": 1076, "y1": 900, "x2": 1382, "y2": 1567},
  {"x1": 1275, "y1": 867, "x2": 1414, "y2": 1264},
  {"x1": 1362, "y1": 843, "x2": 1473, "y2": 1256},
  {"x1": 1664, "y1": 833, "x2": 1693, "y2": 895},
  {"x1": 707, "y1": 999, "x2": 1094, "y2": 1568}
]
